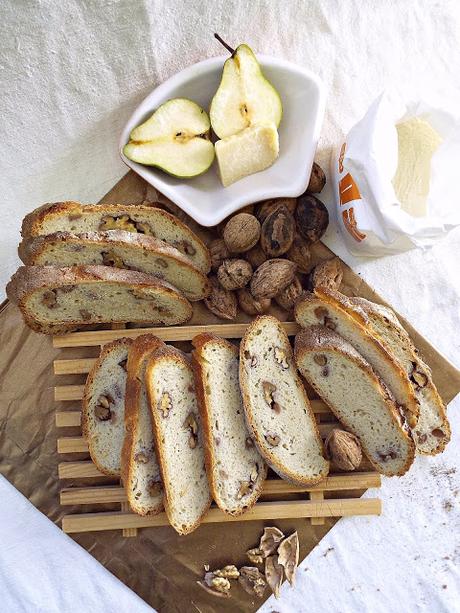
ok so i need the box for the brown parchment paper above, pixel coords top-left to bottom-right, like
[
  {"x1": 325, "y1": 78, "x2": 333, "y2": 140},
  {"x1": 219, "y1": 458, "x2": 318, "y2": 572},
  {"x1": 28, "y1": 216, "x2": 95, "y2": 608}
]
[{"x1": 1, "y1": 171, "x2": 459, "y2": 613}]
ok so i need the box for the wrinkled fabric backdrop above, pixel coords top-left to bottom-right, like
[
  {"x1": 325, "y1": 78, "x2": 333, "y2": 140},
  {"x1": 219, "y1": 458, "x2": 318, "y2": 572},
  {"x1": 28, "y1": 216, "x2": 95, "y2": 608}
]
[{"x1": 1, "y1": 0, "x2": 460, "y2": 611}]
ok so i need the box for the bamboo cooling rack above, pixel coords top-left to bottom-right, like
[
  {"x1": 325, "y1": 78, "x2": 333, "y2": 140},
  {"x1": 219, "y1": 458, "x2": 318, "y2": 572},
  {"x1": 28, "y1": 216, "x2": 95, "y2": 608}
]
[{"x1": 53, "y1": 321, "x2": 382, "y2": 537}]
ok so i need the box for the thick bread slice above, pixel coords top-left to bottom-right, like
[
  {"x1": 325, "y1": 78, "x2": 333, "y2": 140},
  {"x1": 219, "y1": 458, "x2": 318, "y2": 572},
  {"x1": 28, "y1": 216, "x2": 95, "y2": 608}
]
[
  {"x1": 19, "y1": 231, "x2": 210, "y2": 301},
  {"x1": 6, "y1": 265, "x2": 192, "y2": 334},
  {"x1": 146, "y1": 347, "x2": 212, "y2": 534},
  {"x1": 121, "y1": 334, "x2": 165, "y2": 516},
  {"x1": 295, "y1": 288, "x2": 420, "y2": 427},
  {"x1": 349, "y1": 297, "x2": 450, "y2": 454},
  {"x1": 82, "y1": 338, "x2": 132, "y2": 476},
  {"x1": 295, "y1": 326, "x2": 415, "y2": 476},
  {"x1": 20, "y1": 201, "x2": 211, "y2": 273},
  {"x1": 239, "y1": 315, "x2": 329, "y2": 485},
  {"x1": 192, "y1": 333, "x2": 268, "y2": 516}
]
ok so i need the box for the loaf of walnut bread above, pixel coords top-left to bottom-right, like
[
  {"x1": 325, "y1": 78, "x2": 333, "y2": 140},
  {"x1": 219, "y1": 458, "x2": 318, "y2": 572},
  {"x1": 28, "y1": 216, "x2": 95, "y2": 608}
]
[
  {"x1": 192, "y1": 333, "x2": 267, "y2": 516},
  {"x1": 19, "y1": 230, "x2": 210, "y2": 301},
  {"x1": 82, "y1": 338, "x2": 132, "y2": 476},
  {"x1": 121, "y1": 334, "x2": 165, "y2": 516},
  {"x1": 295, "y1": 288, "x2": 420, "y2": 428},
  {"x1": 146, "y1": 347, "x2": 212, "y2": 534},
  {"x1": 6, "y1": 265, "x2": 193, "y2": 334},
  {"x1": 349, "y1": 296, "x2": 450, "y2": 455},
  {"x1": 20, "y1": 201, "x2": 211, "y2": 273},
  {"x1": 239, "y1": 315, "x2": 329, "y2": 486},
  {"x1": 295, "y1": 326, "x2": 415, "y2": 476}
]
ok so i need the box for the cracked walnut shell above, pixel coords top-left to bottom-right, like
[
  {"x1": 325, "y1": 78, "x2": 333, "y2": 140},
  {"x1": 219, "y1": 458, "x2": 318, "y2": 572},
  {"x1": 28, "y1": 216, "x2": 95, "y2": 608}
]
[
  {"x1": 260, "y1": 205, "x2": 295, "y2": 257},
  {"x1": 310, "y1": 257, "x2": 343, "y2": 291},
  {"x1": 237, "y1": 288, "x2": 271, "y2": 316},
  {"x1": 277, "y1": 531, "x2": 299, "y2": 586},
  {"x1": 204, "y1": 276, "x2": 237, "y2": 320},
  {"x1": 217, "y1": 259, "x2": 253, "y2": 290},
  {"x1": 275, "y1": 275, "x2": 303, "y2": 311}
]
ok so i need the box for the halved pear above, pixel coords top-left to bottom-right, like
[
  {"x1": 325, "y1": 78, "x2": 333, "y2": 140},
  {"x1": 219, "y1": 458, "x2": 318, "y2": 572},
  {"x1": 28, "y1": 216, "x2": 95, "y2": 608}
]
[
  {"x1": 210, "y1": 44, "x2": 282, "y2": 139},
  {"x1": 215, "y1": 123, "x2": 279, "y2": 187},
  {"x1": 123, "y1": 98, "x2": 215, "y2": 178}
]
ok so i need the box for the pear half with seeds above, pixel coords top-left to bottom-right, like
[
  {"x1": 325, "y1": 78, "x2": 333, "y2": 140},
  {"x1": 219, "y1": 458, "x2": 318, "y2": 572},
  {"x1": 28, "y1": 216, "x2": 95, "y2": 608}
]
[
  {"x1": 210, "y1": 40, "x2": 282, "y2": 139},
  {"x1": 123, "y1": 98, "x2": 215, "y2": 178}
]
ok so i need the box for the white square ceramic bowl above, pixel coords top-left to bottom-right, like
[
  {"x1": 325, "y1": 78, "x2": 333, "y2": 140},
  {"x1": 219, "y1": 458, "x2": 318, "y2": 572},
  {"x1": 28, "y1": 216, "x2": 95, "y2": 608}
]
[{"x1": 119, "y1": 55, "x2": 325, "y2": 227}]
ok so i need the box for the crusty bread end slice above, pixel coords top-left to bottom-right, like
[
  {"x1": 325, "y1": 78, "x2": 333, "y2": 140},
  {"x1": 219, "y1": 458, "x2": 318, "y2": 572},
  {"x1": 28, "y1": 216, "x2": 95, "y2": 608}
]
[
  {"x1": 121, "y1": 334, "x2": 165, "y2": 516},
  {"x1": 239, "y1": 315, "x2": 329, "y2": 486},
  {"x1": 82, "y1": 338, "x2": 132, "y2": 476},
  {"x1": 295, "y1": 325, "x2": 415, "y2": 476},
  {"x1": 192, "y1": 333, "x2": 267, "y2": 516},
  {"x1": 146, "y1": 347, "x2": 212, "y2": 534}
]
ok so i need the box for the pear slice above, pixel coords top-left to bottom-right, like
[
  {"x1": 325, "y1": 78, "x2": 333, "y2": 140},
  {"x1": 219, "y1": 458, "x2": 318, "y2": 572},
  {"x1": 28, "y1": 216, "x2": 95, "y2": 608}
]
[
  {"x1": 210, "y1": 43, "x2": 282, "y2": 139},
  {"x1": 215, "y1": 123, "x2": 279, "y2": 187},
  {"x1": 123, "y1": 98, "x2": 215, "y2": 178}
]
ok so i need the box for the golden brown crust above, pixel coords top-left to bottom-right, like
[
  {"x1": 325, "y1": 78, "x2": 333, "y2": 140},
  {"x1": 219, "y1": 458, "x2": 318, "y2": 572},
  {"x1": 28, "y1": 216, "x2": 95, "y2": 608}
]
[
  {"x1": 121, "y1": 334, "x2": 165, "y2": 515},
  {"x1": 82, "y1": 337, "x2": 133, "y2": 477},
  {"x1": 294, "y1": 326, "x2": 416, "y2": 476},
  {"x1": 145, "y1": 347, "x2": 212, "y2": 535},
  {"x1": 191, "y1": 333, "x2": 267, "y2": 517},
  {"x1": 239, "y1": 315, "x2": 329, "y2": 486},
  {"x1": 295, "y1": 288, "x2": 420, "y2": 422},
  {"x1": 20, "y1": 201, "x2": 211, "y2": 273}
]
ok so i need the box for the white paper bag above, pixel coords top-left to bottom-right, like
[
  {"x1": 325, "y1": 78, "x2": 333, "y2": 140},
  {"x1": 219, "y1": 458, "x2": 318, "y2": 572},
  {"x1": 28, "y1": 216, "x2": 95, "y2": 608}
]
[{"x1": 333, "y1": 93, "x2": 460, "y2": 256}]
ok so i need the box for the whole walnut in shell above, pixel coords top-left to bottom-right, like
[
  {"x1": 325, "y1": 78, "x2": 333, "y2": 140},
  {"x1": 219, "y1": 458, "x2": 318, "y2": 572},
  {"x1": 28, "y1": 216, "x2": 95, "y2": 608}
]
[
  {"x1": 245, "y1": 244, "x2": 267, "y2": 269},
  {"x1": 275, "y1": 275, "x2": 303, "y2": 311},
  {"x1": 223, "y1": 213, "x2": 260, "y2": 253},
  {"x1": 295, "y1": 194, "x2": 329, "y2": 244},
  {"x1": 250, "y1": 259, "x2": 297, "y2": 299},
  {"x1": 307, "y1": 162, "x2": 326, "y2": 193},
  {"x1": 310, "y1": 257, "x2": 343, "y2": 291},
  {"x1": 256, "y1": 197, "x2": 297, "y2": 224},
  {"x1": 325, "y1": 429, "x2": 362, "y2": 471},
  {"x1": 260, "y1": 205, "x2": 295, "y2": 257},
  {"x1": 204, "y1": 276, "x2": 237, "y2": 320},
  {"x1": 209, "y1": 238, "x2": 231, "y2": 271},
  {"x1": 287, "y1": 233, "x2": 312, "y2": 273},
  {"x1": 237, "y1": 288, "x2": 271, "y2": 316},
  {"x1": 217, "y1": 259, "x2": 253, "y2": 290}
]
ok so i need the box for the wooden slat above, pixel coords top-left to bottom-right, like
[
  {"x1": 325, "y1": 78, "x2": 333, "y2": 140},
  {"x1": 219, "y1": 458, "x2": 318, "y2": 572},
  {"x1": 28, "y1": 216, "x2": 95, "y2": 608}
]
[
  {"x1": 62, "y1": 498, "x2": 381, "y2": 533},
  {"x1": 54, "y1": 358, "x2": 95, "y2": 375},
  {"x1": 56, "y1": 411, "x2": 81, "y2": 427},
  {"x1": 310, "y1": 491, "x2": 325, "y2": 525},
  {"x1": 58, "y1": 461, "x2": 105, "y2": 479},
  {"x1": 60, "y1": 473, "x2": 381, "y2": 505},
  {"x1": 52, "y1": 322, "x2": 300, "y2": 348},
  {"x1": 55, "y1": 385, "x2": 84, "y2": 401},
  {"x1": 57, "y1": 421, "x2": 340, "y2": 454}
]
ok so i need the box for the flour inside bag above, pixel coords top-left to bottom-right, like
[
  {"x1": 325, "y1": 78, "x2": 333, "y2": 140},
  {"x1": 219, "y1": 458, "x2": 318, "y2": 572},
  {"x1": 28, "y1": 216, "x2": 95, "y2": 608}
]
[{"x1": 333, "y1": 93, "x2": 460, "y2": 256}]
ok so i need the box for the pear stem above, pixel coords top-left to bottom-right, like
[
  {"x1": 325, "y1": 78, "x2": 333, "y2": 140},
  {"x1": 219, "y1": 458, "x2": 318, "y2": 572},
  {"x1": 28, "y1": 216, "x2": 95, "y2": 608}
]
[{"x1": 214, "y1": 33, "x2": 235, "y2": 56}]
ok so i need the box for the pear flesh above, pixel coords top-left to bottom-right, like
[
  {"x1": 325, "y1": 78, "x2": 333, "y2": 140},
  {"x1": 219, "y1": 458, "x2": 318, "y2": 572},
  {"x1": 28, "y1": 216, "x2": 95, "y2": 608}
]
[
  {"x1": 210, "y1": 44, "x2": 282, "y2": 139},
  {"x1": 215, "y1": 123, "x2": 279, "y2": 187},
  {"x1": 123, "y1": 98, "x2": 215, "y2": 178}
]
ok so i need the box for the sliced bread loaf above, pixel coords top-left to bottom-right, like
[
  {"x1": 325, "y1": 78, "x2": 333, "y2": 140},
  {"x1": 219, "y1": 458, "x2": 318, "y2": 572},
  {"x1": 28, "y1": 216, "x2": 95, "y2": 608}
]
[
  {"x1": 295, "y1": 288, "x2": 420, "y2": 427},
  {"x1": 20, "y1": 201, "x2": 211, "y2": 273},
  {"x1": 146, "y1": 347, "x2": 212, "y2": 534},
  {"x1": 121, "y1": 334, "x2": 165, "y2": 516},
  {"x1": 82, "y1": 338, "x2": 132, "y2": 476},
  {"x1": 239, "y1": 315, "x2": 329, "y2": 485},
  {"x1": 295, "y1": 325, "x2": 415, "y2": 476},
  {"x1": 6, "y1": 265, "x2": 192, "y2": 334},
  {"x1": 349, "y1": 297, "x2": 450, "y2": 454},
  {"x1": 192, "y1": 333, "x2": 267, "y2": 516},
  {"x1": 19, "y1": 230, "x2": 210, "y2": 301}
]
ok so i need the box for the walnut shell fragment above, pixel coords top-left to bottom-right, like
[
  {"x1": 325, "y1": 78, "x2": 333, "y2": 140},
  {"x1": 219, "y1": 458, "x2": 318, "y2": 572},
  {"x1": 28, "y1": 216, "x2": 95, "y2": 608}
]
[
  {"x1": 325, "y1": 429, "x2": 362, "y2": 471},
  {"x1": 310, "y1": 257, "x2": 343, "y2": 291},
  {"x1": 277, "y1": 531, "x2": 299, "y2": 586},
  {"x1": 237, "y1": 288, "x2": 271, "y2": 316},
  {"x1": 238, "y1": 566, "x2": 267, "y2": 598},
  {"x1": 275, "y1": 275, "x2": 303, "y2": 311},
  {"x1": 259, "y1": 526, "x2": 285, "y2": 557},
  {"x1": 217, "y1": 259, "x2": 253, "y2": 290},
  {"x1": 265, "y1": 555, "x2": 284, "y2": 598},
  {"x1": 295, "y1": 194, "x2": 329, "y2": 244},
  {"x1": 204, "y1": 276, "x2": 237, "y2": 320},
  {"x1": 250, "y1": 259, "x2": 297, "y2": 299},
  {"x1": 260, "y1": 205, "x2": 295, "y2": 257},
  {"x1": 223, "y1": 213, "x2": 261, "y2": 253},
  {"x1": 196, "y1": 580, "x2": 231, "y2": 598},
  {"x1": 307, "y1": 162, "x2": 326, "y2": 194}
]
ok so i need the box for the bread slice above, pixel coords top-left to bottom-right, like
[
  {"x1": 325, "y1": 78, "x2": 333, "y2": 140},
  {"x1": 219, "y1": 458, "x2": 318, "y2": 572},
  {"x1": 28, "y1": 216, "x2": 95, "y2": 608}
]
[
  {"x1": 6, "y1": 265, "x2": 192, "y2": 334},
  {"x1": 82, "y1": 338, "x2": 132, "y2": 476},
  {"x1": 239, "y1": 315, "x2": 329, "y2": 485},
  {"x1": 192, "y1": 333, "x2": 268, "y2": 516},
  {"x1": 121, "y1": 334, "x2": 165, "y2": 515},
  {"x1": 295, "y1": 288, "x2": 420, "y2": 427},
  {"x1": 349, "y1": 297, "x2": 450, "y2": 455},
  {"x1": 295, "y1": 325, "x2": 415, "y2": 476},
  {"x1": 19, "y1": 230, "x2": 210, "y2": 301},
  {"x1": 20, "y1": 201, "x2": 211, "y2": 273},
  {"x1": 146, "y1": 347, "x2": 211, "y2": 534}
]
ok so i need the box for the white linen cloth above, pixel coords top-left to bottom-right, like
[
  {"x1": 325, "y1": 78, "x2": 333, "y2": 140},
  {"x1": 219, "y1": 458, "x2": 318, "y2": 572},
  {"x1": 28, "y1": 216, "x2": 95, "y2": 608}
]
[{"x1": 1, "y1": 1, "x2": 459, "y2": 611}]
